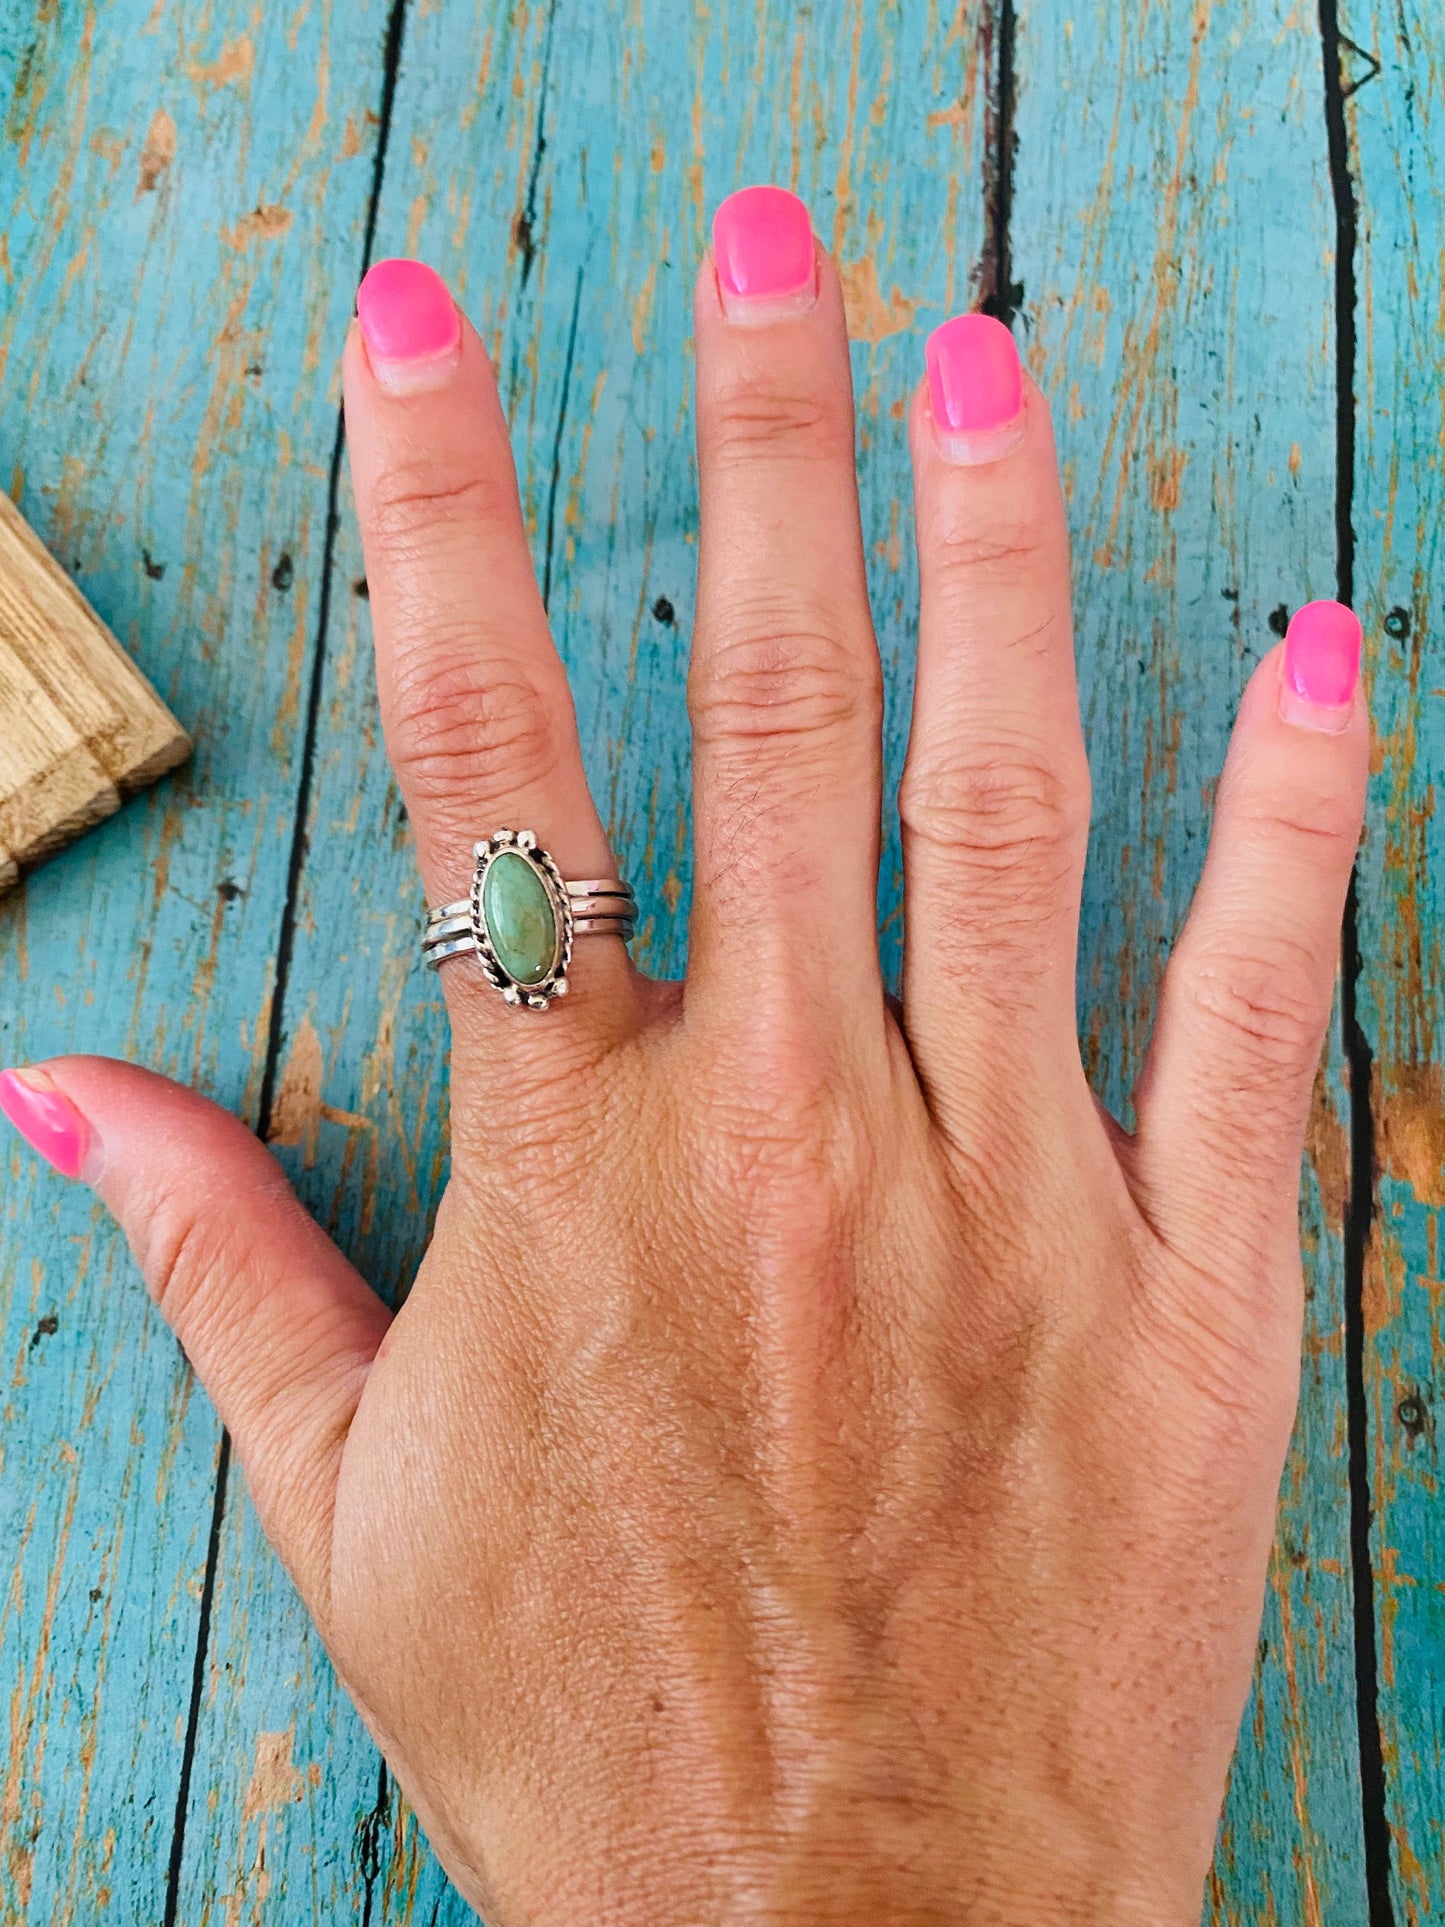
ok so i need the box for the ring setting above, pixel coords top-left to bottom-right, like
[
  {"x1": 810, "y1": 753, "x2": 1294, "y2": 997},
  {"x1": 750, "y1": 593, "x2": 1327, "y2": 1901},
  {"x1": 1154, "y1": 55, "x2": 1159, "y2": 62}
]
[{"x1": 421, "y1": 830, "x2": 635, "y2": 1010}]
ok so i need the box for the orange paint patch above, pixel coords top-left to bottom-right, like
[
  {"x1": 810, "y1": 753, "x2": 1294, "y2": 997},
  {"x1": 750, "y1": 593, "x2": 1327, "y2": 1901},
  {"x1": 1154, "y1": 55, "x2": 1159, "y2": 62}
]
[
  {"x1": 243, "y1": 1730, "x2": 305, "y2": 1821},
  {"x1": 631, "y1": 261, "x2": 657, "y2": 355},
  {"x1": 136, "y1": 108, "x2": 175, "y2": 195},
  {"x1": 188, "y1": 35, "x2": 254, "y2": 91},
  {"x1": 1148, "y1": 446, "x2": 1188, "y2": 513},
  {"x1": 839, "y1": 255, "x2": 918, "y2": 343},
  {"x1": 268, "y1": 1015, "x2": 371, "y2": 1168},
  {"x1": 221, "y1": 204, "x2": 294, "y2": 249},
  {"x1": 1306, "y1": 1064, "x2": 1349, "y2": 1232},
  {"x1": 1379, "y1": 1062, "x2": 1445, "y2": 1206}
]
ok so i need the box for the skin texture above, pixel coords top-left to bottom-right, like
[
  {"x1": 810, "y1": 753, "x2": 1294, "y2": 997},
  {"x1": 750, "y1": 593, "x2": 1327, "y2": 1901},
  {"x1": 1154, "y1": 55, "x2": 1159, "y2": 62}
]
[{"x1": 3, "y1": 205, "x2": 1369, "y2": 1926}]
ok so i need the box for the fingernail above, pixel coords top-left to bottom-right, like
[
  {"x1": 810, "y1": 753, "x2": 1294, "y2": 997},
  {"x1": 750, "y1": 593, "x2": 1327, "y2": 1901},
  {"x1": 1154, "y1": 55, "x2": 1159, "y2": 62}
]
[
  {"x1": 356, "y1": 258, "x2": 462, "y2": 395},
  {"x1": 1280, "y1": 600, "x2": 1362, "y2": 733},
  {"x1": 0, "y1": 1069, "x2": 93, "y2": 1182},
  {"x1": 712, "y1": 187, "x2": 817, "y2": 325},
  {"x1": 925, "y1": 312, "x2": 1026, "y2": 466}
]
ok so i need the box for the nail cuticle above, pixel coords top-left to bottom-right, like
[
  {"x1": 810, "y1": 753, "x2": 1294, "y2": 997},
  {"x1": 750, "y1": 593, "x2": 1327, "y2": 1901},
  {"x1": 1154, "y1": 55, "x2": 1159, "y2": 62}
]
[
  {"x1": 1278, "y1": 682, "x2": 1356, "y2": 735},
  {"x1": 929, "y1": 407, "x2": 1028, "y2": 470},
  {"x1": 365, "y1": 345, "x2": 462, "y2": 396},
  {"x1": 715, "y1": 278, "x2": 818, "y2": 327}
]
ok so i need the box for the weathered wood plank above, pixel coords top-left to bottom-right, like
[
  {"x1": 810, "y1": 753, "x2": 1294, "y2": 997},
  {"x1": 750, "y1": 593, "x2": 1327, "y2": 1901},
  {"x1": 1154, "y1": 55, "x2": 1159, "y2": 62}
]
[
  {"x1": 14, "y1": 0, "x2": 1442, "y2": 1914},
  {"x1": 1346, "y1": 1, "x2": 1445, "y2": 1914},
  {"x1": 1011, "y1": 1, "x2": 1370, "y2": 1917},
  {"x1": 0, "y1": 4, "x2": 392, "y2": 1918},
  {"x1": 172, "y1": 1, "x2": 993, "y2": 1915}
]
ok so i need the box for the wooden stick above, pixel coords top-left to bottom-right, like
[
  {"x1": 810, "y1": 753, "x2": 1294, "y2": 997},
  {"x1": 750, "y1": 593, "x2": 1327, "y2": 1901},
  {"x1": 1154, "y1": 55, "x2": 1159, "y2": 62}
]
[{"x1": 0, "y1": 491, "x2": 190, "y2": 891}]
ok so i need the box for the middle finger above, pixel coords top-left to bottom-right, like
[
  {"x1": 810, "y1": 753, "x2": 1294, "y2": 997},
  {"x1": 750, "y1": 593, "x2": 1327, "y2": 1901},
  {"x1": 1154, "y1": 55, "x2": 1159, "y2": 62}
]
[
  {"x1": 686, "y1": 188, "x2": 886, "y2": 1026},
  {"x1": 902, "y1": 321, "x2": 1091, "y2": 1133}
]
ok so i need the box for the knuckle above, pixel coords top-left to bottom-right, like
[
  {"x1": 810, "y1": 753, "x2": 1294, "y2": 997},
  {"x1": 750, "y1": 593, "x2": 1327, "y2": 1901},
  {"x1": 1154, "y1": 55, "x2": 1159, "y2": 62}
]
[
  {"x1": 702, "y1": 1045, "x2": 874, "y2": 1233},
  {"x1": 1132, "y1": 1244, "x2": 1302, "y2": 1444},
  {"x1": 1272, "y1": 795, "x2": 1361, "y2": 852},
  {"x1": 1180, "y1": 934, "x2": 1327, "y2": 1076},
  {"x1": 705, "y1": 372, "x2": 853, "y2": 467},
  {"x1": 1227, "y1": 771, "x2": 1363, "y2": 865},
  {"x1": 365, "y1": 463, "x2": 514, "y2": 552},
  {"x1": 689, "y1": 618, "x2": 879, "y2": 747},
  {"x1": 927, "y1": 509, "x2": 1051, "y2": 588},
  {"x1": 900, "y1": 745, "x2": 1090, "y2": 876},
  {"x1": 141, "y1": 1184, "x2": 263, "y2": 1341},
  {"x1": 388, "y1": 650, "x2": 565, "y2": 804}
]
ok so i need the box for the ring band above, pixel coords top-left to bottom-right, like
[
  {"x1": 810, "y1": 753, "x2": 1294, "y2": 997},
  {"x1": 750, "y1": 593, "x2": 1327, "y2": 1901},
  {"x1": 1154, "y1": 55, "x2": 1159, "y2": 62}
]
[{"x1": 420, "y1": 829, "x2": 635, "y2": 1010}]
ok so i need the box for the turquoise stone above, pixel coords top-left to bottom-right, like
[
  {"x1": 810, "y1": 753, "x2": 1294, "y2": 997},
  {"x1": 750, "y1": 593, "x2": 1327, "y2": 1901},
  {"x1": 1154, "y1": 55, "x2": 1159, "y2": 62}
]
[{"x1": 482, "y1": 849, "x2": 558, "y2": 985}]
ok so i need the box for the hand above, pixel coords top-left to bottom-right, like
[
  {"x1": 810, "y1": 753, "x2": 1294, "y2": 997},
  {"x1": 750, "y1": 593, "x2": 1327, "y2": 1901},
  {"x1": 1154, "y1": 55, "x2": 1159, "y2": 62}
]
[{"x1": 0, "y1": 188, "x2": 1368, "y2": 1925}]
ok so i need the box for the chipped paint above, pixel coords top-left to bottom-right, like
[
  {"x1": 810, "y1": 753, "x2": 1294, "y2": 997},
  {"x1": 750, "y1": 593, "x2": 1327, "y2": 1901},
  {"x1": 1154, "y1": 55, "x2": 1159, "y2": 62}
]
[
  {"x1": 242, "y1": 1730, "x2": 304, "y2": 1821},
  {"x1": 135, "y1": 107, "x2": 175, "y2": 196},
  {"x1": 188, "y1": 34, "x2": 254, "y2": 92},
  {"x1": 221, "y1": 204, "x2": 295, "y2": 250},
  {"x1": 839, "y1": 254, "x2": 919, "y2": 344},
  {"x1": 1379, "y1": 1063, "x2": 1445, "y2": 1208},
  {"x1": 1307, "y1": 1063, "x2": 1350, "y2": 1235}
]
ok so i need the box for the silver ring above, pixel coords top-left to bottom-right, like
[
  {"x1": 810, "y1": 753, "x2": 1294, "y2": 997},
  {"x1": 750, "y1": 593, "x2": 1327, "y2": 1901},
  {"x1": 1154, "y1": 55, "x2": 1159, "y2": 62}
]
[{"x1": 420, "y1": 829, "x2": 635, "y2": 1011}]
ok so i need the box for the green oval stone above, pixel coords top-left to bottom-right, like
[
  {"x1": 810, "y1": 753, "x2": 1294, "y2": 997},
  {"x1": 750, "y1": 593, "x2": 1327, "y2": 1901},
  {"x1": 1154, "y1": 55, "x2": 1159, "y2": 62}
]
[{"x1": 482, "y1": 849, "x2": 558, "y2": 986}]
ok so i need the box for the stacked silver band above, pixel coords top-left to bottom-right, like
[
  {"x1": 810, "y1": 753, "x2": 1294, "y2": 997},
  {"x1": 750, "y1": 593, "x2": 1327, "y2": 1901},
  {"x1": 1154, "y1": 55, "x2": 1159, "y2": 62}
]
[{"x1": 421, "y1": 878, "x2": 637, "y2": 965}]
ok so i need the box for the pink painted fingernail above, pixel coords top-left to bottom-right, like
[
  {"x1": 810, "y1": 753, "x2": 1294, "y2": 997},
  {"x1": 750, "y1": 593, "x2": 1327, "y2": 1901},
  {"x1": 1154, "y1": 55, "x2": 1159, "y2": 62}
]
[
  {"x1": 0, "y1": 1069, "x2": 92, "y2": 1182},
  {"x1": 356, "y1": 258, "x2": 462, "y2": 395},
  {"x1": 712, "y1": 187, "x2": 817, "y2": 324},
  {"x1": 926, "y1": 313, "x2": 1026, "y2": 466},
  {"x1": 1281, "y1": 600, "x2": 1362, "y2": 733}
]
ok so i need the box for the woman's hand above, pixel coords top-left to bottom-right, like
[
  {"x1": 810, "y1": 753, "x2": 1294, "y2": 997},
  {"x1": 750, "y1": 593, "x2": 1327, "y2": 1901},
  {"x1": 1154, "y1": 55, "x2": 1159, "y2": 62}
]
[{"x1": 0, "y1": 188, "x2": 1368, "y2": 1926}]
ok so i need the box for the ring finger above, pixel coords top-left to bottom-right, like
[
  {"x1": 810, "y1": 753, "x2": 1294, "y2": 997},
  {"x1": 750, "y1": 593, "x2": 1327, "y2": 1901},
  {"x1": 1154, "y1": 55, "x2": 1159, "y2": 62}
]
[{"x1": 343, "y1": 260, "x2": 638, "y2": 1055}]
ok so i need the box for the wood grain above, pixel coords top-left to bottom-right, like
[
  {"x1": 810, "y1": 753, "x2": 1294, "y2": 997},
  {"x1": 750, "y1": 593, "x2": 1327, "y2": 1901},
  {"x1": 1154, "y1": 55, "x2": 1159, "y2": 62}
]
[
  {"x1": 0, "y1": 490, "x2": 189, "y2": 888},
  {"x1": 1347, "y1": 1, "x2": 1445, "y2": 1916},
  {"x1": 0, "y1": 4, "x2": 391, "y2": 1920}
]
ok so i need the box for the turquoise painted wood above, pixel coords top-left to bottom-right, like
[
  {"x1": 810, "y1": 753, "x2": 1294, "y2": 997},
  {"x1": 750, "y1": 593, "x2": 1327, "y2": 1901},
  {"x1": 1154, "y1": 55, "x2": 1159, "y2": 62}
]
[
  {"x1": 1, "y1": 1, "x2": 1441, "y2": 1920},
  {"x1": 1347, "y1": 2, "x2": 1445, "y2": 1918},
  {"x1": 1012, "y1": 3, "x2": 1370, "y2": 1919},
  {"x1": 0, "y1": 4, "x2": 394, "y2": 1921}
]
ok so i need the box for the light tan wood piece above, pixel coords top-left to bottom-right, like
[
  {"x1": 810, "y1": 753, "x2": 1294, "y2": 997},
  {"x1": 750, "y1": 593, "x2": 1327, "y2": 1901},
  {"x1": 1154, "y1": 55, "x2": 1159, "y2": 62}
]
[{"x1": 0, "y1": 491, "x2": 189, "y2": 892}]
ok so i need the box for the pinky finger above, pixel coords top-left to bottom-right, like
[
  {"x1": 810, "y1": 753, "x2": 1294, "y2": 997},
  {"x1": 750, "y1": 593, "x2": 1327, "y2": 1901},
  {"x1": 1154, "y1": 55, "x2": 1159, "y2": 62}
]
[{"x1": 1131, "y1": 602, "x2": 1368, "y2": 1269}]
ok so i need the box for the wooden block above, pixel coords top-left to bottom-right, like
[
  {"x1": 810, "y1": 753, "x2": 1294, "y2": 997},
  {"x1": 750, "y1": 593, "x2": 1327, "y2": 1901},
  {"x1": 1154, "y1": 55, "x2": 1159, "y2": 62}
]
[{"x1": 0, "y1": 489, "x2": 190, "y2": 890}]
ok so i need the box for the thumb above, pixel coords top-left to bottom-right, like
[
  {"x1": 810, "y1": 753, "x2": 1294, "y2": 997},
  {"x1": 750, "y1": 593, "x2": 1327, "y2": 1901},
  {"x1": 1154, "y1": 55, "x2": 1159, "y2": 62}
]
[{"x1": 0, "y1": 1055, "x2": 391, "y2": 1626}]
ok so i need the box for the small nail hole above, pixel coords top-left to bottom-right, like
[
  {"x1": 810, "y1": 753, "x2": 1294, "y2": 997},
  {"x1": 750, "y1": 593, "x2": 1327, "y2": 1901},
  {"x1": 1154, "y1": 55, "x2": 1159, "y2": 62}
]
[{"x1": 1384, "y1": 606, "x2": 1411, "y2": 641}]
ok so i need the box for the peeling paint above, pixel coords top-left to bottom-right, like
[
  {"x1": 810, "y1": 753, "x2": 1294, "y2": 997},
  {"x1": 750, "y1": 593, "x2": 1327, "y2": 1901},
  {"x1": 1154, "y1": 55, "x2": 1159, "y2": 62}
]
[{"x1": 135, "y1": 107, "x2": 175, "y2": 196}]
